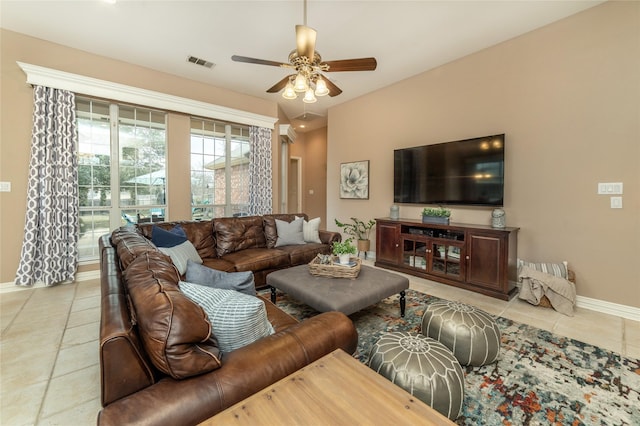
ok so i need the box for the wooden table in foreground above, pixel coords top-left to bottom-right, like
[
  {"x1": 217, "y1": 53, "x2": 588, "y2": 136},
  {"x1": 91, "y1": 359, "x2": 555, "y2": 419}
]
[{"x1": 200, "y1": 349, "x2": 455, "y2": 426}]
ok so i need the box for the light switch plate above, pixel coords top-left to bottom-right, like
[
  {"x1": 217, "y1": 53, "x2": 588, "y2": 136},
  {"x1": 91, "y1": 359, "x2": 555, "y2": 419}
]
[
  {"x1": 611, "y1": 196, "x2": 623, "y2": 209},
  {"x1": 598, "y1": 182, "x2": 623, "y2": 195},
  {"x1": 0, "y1": 182, "x2": 11, "y2": 192}
]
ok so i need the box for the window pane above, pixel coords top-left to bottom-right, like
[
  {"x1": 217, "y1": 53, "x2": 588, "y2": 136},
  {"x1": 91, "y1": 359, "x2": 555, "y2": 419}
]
[
  {"x1": 119, "y1": 105, "x2": 167, "y2": 211},
  {"x1": 78, "y1": 209, "x2": 110, "y2": 259},
  {"x1": 190, "y1": 118, "x2": 250, "y2": 220}
]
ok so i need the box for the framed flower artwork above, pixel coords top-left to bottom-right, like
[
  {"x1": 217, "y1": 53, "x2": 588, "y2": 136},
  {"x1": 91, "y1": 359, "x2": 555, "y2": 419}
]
[{"x1": 340, "y1": 160, "x2": 369, "y2": 199}]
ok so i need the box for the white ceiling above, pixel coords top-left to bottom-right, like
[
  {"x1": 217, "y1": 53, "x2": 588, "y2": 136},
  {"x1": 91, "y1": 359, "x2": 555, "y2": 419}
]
[{"x1": 1, "y1": 0, "x2": 603, "y2": 131}]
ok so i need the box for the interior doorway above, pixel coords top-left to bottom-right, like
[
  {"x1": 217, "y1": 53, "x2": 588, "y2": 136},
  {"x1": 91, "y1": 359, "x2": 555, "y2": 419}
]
[{"x1": 288, "y1": 157, "x2": 302, "y2": 213}]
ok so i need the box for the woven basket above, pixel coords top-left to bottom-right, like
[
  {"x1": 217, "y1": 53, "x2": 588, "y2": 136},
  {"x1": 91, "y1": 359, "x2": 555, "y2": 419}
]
[
  {"x1": 308, "y1": 255, "x2": 361, "y2": 279},
  {"x1": 539, "y1": 269, "x2": 576, "y2": 308}
]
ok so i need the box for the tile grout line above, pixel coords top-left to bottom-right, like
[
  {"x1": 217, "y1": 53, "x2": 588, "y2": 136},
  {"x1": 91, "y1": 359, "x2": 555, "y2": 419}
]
[
  {"x1": 36, "y1": 364, "x2": 102, "y2": 424},
  {"x1": 621, "y1": 319, "x2": 626, "y2": 357},
  {"x1": 0, "y1": 288, "x2": 33, "y2": 336},
  {"x1": 34, "y1": 282, "x2": 80, "y2": 425}
]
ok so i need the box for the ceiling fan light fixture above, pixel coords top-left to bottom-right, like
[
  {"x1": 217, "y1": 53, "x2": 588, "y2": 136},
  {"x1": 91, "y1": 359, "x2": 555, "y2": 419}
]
[
  {"x1": 282, "y1": 81, "x2": 297, "y2": 99},
  {"x1": 294, "y1": 73, "x2": 308, "y2": 92},
  {"x1": 314, "y1": 77, "x2": 329, "y2": 97},
  {"x1": 303, "y1": 87, "x2": 317, "y2": 103}
]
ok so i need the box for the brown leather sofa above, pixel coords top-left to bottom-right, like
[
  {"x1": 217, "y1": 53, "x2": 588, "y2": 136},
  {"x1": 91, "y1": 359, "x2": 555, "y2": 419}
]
[
  {"x1": 137, "y1": 213, "x2": 340, "y2": 288},
  {"x1": 98, "y1": 214, "x2": 358, "y2": 425}
]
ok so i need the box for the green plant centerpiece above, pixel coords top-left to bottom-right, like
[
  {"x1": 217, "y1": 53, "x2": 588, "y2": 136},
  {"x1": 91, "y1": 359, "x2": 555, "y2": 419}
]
[
  {"x1": 332, "y1": 238, "x2": 357, "y2": 264},
  {"x1": 422, "y1": 207, "x2": 451, "y2": 225},
  {"x1": 335, "y1": 217, "x2": 376, "y2": 257}
]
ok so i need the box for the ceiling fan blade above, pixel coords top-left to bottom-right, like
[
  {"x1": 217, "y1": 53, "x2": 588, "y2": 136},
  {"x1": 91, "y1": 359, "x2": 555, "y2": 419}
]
[
  {"x1": 267, "y1": 75, "x2": 296, "y2": 93},
  {"x1": 323, "y1": 58, "x2": 378, "y2": 72},
  {"x1": 231, "y1": 55, "x2": 288, "y2": 68},
  {"x1": 296, "y1": 25, "x2": 317, "y2": 60},
  {"x1": 323, "y1": 77, "x2": 343, "y2": 97}
]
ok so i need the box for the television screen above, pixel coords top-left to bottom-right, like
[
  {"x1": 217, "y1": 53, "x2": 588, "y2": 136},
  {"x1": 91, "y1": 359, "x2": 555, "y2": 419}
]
[{"x1": 394, "y1": 134, "x2": 505, "y2": 206}]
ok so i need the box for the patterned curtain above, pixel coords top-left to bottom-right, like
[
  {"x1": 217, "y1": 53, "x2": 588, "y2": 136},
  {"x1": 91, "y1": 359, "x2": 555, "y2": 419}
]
[
  {"x1": 248, "y1": 126, "x2": 273, "y2": 215},
  {"x1": 15, "y1": 86, "x2": 79, "y2": 286}
]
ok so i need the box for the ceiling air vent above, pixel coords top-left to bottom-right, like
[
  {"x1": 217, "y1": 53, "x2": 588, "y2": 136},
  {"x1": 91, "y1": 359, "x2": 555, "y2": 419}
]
[{"x1": 187, "y1": 55, "x2": 215, "y2": 69}]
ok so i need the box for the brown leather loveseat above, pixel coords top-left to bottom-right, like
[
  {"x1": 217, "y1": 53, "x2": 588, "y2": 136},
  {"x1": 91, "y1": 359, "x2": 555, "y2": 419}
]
[{"x1": 98, "y1": 214, "x2": 358, "y2": 425}]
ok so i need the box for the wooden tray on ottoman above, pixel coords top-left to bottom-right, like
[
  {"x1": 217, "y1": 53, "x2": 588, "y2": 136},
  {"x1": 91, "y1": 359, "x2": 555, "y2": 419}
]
[{"x1": 308, "y1": 255, "x2": 361, "y2": 279}]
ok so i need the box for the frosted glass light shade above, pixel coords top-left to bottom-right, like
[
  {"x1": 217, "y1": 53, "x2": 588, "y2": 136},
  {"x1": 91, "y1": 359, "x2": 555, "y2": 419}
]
[
  {"x1": 282, "y1": 81, "x2": 297, "y2": 99},
  {"x1": 314, "y1": 77, "x2": 329, "y2": 96},
  {"x1": 303, "y1": 88, "x2": 317, "y2": 103}
]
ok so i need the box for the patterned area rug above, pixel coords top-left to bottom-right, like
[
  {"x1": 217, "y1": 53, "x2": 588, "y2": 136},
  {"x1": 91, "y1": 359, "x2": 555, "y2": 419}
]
[{"x1": 263, "y1": 288, "x2": 640, "y2": 425}]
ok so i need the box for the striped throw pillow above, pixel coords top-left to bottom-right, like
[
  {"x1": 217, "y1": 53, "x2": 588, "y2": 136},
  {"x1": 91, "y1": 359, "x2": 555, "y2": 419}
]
[
  {"x1": 517, "y1": 259, "x2": 569, "y2": 280},
  {"x1": 179, "y1": 282, "x2": 275, "y2": 353}
]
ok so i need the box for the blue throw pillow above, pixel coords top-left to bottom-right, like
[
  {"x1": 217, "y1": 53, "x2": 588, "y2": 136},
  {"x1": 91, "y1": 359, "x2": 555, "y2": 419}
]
[
  {"x1": 185, "y1": 260, "x2": 256, "y2": 296},
  {"x1": 152, "y1": 225, "x2": 187, "y2": 248}
]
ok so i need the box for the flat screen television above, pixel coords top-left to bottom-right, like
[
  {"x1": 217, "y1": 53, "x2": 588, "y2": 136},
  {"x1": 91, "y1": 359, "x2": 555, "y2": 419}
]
[{"x1": 394, "y1": 134, "x2": 505, "y2": 207}]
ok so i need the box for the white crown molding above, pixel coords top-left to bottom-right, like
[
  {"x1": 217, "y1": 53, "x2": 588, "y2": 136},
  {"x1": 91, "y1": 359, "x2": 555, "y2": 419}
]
[
  {"x1": 279, "y1": 124, "x2": 297, "y2": 142},
  {"x1": 16, "y1": 61, "x2": 278, "y2": 129}
]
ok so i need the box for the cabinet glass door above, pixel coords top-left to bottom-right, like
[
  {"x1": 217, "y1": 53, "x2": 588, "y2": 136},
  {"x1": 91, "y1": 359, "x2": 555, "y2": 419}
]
[
  {"x1": 429, "y1": 242, "x2": 463, "y2": 279},
  {"x1": 402, "y1": 238, "x2": 427, "y2": 270}
]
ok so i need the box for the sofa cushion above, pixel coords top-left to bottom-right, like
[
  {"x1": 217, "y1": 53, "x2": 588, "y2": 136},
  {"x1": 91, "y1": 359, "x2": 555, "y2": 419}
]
[
  {"x1": 139, "y1": 221, "x2": 217, "y2": 260},
  {"x1": 275, "y1": 217, "x2": 306, "y2": 247},
  {"x1": 123, "y1": 251, "x2": 222, "y2": 379},
  {"x1": 111, "y1": 227, "x2": 160, "y2": 270},
  {"x1": 214, "y1": 216, "x2": 267, "y2": 257},
  {"x1": 158, "y1": 240, "x2": 203, "y2": 275},
  {"x1": 179, "y1": 282, "x2": 275, "y2": 353},
  {"x1": 151, "y1": 224, "x2": 187, "y2": 247},
  {"x1": 221, "y1": 248, "x2": 291, "y2": 272},
  {"x1": 202, "y1": 257, "x2": 237, "y2": 273},
  {"x1": 275, "y1": 242, "x2": 332, "y2": 266},
  {"x1": 185, "y1": 259, "x2": 256, "y2": 296}
]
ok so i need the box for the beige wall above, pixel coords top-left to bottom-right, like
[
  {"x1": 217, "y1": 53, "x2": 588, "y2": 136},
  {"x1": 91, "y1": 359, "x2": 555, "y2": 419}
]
[
  {"x1": 0, "y1": 29, "x2": 280, "y2": 282},
  {"x1": 327, "y1": 2, "x2": 639, "y2": 307},
  {"x1": 289, "y1": 127, "x2": 328, "y2": 226}
]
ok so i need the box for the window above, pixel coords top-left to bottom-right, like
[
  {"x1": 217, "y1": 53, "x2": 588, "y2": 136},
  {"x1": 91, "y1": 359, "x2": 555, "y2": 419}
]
[
  {"x1": 190, "y1": 118, "x2": 250, "y2": 220},
  {"x1": 77, "y1": 98, "x2": 167, "y2": 260}
]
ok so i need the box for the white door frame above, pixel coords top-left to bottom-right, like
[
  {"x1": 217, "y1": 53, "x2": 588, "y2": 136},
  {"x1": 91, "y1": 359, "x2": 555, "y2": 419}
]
[{"x1": 289, "y1": 156, "x2": 302, "y2": 213}]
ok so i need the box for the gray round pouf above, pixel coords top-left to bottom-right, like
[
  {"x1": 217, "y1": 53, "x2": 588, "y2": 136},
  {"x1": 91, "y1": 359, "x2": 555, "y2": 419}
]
[
  {"x1": 422, "y1": 300, "x2": 501, "y2": 367},
  {"x1": 367, "y1": 331, "x2": 464, "y2": 420}
]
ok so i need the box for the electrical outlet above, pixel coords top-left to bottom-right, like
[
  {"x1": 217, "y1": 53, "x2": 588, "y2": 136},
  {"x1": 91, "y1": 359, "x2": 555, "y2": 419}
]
[{"x1": 0, "y1": 182, "x2": 11, "y2": 192}]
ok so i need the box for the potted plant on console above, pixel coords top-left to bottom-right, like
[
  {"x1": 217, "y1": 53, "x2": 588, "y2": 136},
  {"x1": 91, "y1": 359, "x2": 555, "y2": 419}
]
[
  {"x1": 422, "y1": 207, "x2": 451, "y2": 225},
  {"x1": 332, "y1": 238, "x2": 357, "y2": 265},
  {"x1": 335, "y1": 217, "x2": 376, "y2": 257}
]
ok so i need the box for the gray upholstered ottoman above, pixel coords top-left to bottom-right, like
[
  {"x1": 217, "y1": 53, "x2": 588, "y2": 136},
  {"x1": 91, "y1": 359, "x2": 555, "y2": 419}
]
[
  {"x1": 421, "y1": 300, "x2": 501, "y2": 367},
  {"x1": 267, "y1": 264, "x2": 409, "y2": 316},
  {"x1": 367, "y1": 331, "x2": 465, "y2": 420}
]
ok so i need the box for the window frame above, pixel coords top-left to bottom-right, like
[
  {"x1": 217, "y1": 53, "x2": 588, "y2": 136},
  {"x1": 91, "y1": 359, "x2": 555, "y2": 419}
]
[{"x1": 76, "y1": 97, "x2": 168, "y2": 261}]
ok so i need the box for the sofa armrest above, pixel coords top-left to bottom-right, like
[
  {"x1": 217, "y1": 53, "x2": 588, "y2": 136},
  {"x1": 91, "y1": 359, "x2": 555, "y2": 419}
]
[
  {"x1": 319, "y1": 230, "x2": 341, "y2": 245},
  {"x1": 97, "y1": 311, "x2": 358, "y2": 426}
]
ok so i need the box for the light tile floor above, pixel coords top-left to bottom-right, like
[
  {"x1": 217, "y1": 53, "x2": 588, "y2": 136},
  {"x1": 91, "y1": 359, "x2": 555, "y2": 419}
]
[{"x1": 1, "y1": 273, "x2": 638, "y2": 425}]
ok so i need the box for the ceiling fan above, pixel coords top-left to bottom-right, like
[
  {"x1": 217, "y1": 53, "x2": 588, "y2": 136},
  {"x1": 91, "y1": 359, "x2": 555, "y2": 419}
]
[{"x1": 231, "y1": 0, "x2": 377, "y2": 102}]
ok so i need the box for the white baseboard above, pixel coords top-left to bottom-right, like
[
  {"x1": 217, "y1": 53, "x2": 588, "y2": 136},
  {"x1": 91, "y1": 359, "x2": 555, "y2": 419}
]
[
  {"x1": 576, "y1": 295, "x2": 640, "y2": 322},
  {"x1": 0, "y1": 270, "x2": 100, "y2": 294}
]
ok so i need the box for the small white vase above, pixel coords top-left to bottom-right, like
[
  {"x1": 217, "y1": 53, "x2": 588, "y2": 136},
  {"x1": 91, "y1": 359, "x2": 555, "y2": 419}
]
[{"x1": 338, "y1": 254, "x2": 351, "y2": 265}]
